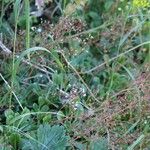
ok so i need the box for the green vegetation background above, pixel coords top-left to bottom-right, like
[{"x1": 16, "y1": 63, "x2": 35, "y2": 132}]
[{"x1": 0, "y1": 0, "x2": 150, "y2": 149}]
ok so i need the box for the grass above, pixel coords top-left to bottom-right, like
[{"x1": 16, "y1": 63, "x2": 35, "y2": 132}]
[
  {"x1": 25, "y1": 0, "x2": 30, "y2": 58},
  {"x1": 0, "y1": 0, "x2": 150, "y2": 149}
]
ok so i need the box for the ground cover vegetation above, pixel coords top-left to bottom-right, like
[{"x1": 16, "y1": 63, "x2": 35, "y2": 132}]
[{"x1": 0, "y1": 0, "x2": 150, "y2": 149}]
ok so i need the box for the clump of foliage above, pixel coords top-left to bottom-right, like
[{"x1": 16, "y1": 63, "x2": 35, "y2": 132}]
[
  {"x1": 0, "y1": 0, "x2": 150, "y2": 149},
  {"x1": 133, "y1": 0, "x2": 150, "y2": 7}
]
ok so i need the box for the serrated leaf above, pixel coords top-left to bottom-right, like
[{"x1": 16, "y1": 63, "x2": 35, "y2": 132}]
[
  {"x1": 104, "y1": 0, "x2": 114, "y2": 11},
  {"x1": 90, "y1": 138, "x2": 108, "y2": 150},
  {"x1": 22, "y1": 124, "x2": 69, "y2": 150}
]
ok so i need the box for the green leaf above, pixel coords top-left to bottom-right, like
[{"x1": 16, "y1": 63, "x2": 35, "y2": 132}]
[
  {"x1": 89, "y1": 138, "x2": 108, "y2": 150},
  {"x1": 9, "y1": 133, "x2": 21, "y2": 150},
  {"x1": 127, "y1": 134, "x2": 145, "y2": 150},
  {"x1": 73, "y1": 141, "x2": 86, "y2": 150},
  {"x1": 104, "y1": 0, "x2": 114, "y2": 11},
  {"x1": 42, "y1": 115, "x2": 52, "y2": 123},
  {"x1": 22, "y1": 124, "x2": 69, "y2": 150},
  {"x1": 0, "y1": 145, "x2": 12, "y2": 150}
]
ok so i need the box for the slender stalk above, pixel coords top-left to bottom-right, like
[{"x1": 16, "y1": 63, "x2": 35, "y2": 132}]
[
  {"x1": 25, "y1": 0, "x2": 30, "y2": 59},
  {"x1": 0, "y1": 0, "x2": 4, "y2": 29},
  {"x1": 10, "y1": 0, "x2": 23, "y2": 110}
]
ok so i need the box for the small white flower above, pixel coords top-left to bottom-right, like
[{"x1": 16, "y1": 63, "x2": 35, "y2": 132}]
[
  {"x1": 144, "y1": 120, "x2": 147, "y2": 124},
  {"x1": 118, "y1": 8, "x2": 122, "y2": 11},
  {"x1": 37, "y1": 28, "x2": 42, "y2": 33}
]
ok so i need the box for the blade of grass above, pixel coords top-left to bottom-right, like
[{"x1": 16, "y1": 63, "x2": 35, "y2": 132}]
[
  {"x1": 83, "y1": 41, "x2": 150, "y2": 74},
  {"x1": 120, "y1": 63, "x2": 142, "y2": 114},
  {"x1": 127, "y1": 134, "x2": 145, "y2": 150},
  {"x1": 21, "y1": 47, "x2": 64, "y2": 70},
  {"x1": 0, "y1": 0, "x2": 4, "y2": 29},
  {"x1": 10, "y1": 0, "x2": 22, "y2": 109},
  {"x1": 123, "y1": 119, "x2": 140, "y2": 136},
  {"x1": 25, "y1": 0, "x2": 30, "y2": 58},
  {"x1": 118, "y1": 20, "x2": 145, "y2": 48},
  {"x1": 14, "y1": 47, "x2": 64, "y2": 78},
  {"x1": 0, "y1": 73, "x2": 23, "y2": 110}
]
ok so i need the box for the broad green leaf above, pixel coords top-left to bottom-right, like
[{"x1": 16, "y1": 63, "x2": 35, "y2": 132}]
[
  {"x1": 22, "y1": 124, "x2": 69, "y2": 150},
  {"x1": 90, "y1": 138, "x2": 108, "y2": 150}
]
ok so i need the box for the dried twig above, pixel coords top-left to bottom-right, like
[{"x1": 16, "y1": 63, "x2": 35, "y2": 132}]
[{"x1": 0, "y1": 40, "x2": 12, "y2": 54}]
